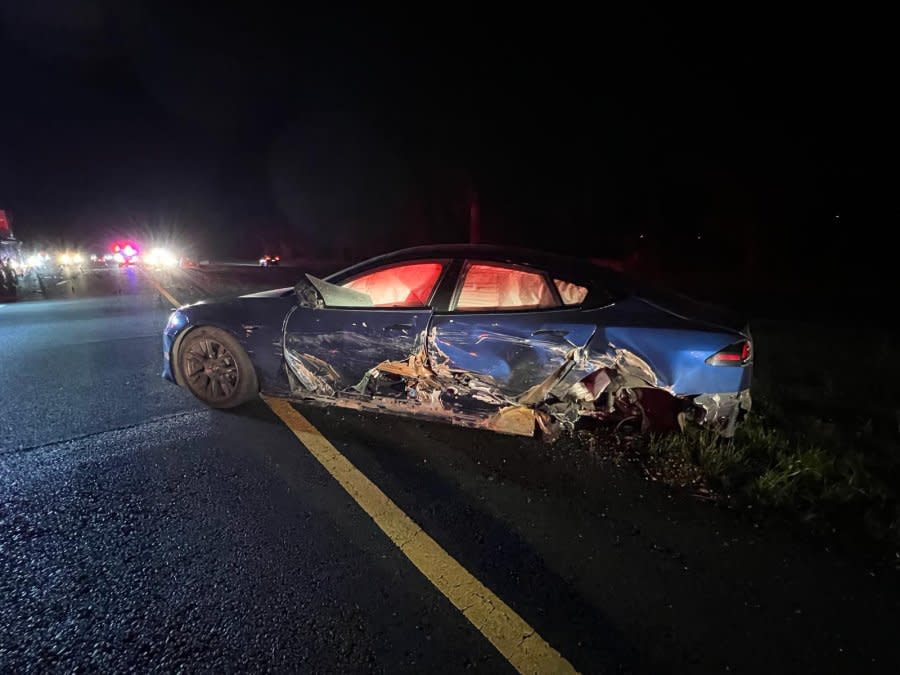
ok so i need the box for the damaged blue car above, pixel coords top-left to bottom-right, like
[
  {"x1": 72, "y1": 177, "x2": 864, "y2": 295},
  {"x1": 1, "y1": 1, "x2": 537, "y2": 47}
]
[{"x1": 162, "y1": 245, "x2": 752, "y2": 437}]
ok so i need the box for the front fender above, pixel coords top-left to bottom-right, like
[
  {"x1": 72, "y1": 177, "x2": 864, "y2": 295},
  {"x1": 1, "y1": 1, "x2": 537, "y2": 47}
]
[{"x1": 165, "y1": 296, "x2": 294, "y2": 393}]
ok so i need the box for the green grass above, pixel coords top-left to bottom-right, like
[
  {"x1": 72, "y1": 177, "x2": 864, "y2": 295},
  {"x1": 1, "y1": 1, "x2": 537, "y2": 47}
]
[
  {"x1": 642, "y1": 414, "x2": 898, "y2": 547},
  {"x1": 638, "y1": 320, "x2": 900, "y2": 551}
]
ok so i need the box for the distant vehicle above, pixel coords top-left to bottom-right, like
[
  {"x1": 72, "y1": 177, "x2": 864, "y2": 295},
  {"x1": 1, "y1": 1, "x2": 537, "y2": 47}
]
[
  {"x1": 26, "y1": 253, "x2": 51, "y2": 270},
  {"x1": 58, "y1": 252, "x2": 84, "y2": 266},
  {"x1": 58, "y1": 252, "x2": 85, "y2": 273},
  {"x1": 144, "y1": 248, "x2": 179, "y2": 269},
  {"x1": 259, "y1": 255, "x2": 280, "y2": 267},
  {"x1": 111, "y1": 243, "x2": 139, "y2": 267},
  {"x1": 162, "y1": 245, "x2": 753, "y2": 438}
]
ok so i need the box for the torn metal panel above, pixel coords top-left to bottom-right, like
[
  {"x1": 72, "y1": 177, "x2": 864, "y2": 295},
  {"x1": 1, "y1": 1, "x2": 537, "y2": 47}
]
[
  {"x1": 298, "y1": 352, "x2": 341, "y2": 385},
  {"x1": 284, "y1": 349, "x2": 337, "y2": 396},
  {"x1": 426, "y1": 312, "x2": 597, "y2": 397},
  {"x1": 550, "y1": 346, "x2": 662, "y2": 403},
  {"x1": 370, "y1": 351, "x2": 439, "y2": 388},
  {"x1": 486, "y1": 406, "x2": 536, "y2": 436},
  {"x1": 360, "y1": 346, "x2": 507, "y2": 408},
  {"x1": 324, "y1": 393, "x2": 531, "y2": 436},
  {"x1": 283, "y1": 306, "x2": 432, "y2": 392},
  {"x1": 567, "y1": 369, "x2": 611, "y2": 403},
  {"x1": 516, "y1": 348, "x2": 582, "y2": 406},
  {"x1": 693, "y1": 390, "x2": 752, "y2": 438}
]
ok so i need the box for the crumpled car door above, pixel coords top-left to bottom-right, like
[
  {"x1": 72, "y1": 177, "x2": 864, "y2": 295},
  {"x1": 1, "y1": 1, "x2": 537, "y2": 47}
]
[
  {"x1": 282, "y1": 305, "x2": 433, "y2": 398},
  {"x1": 426, "y1": 310, "x2": 597, "y2": 400}
]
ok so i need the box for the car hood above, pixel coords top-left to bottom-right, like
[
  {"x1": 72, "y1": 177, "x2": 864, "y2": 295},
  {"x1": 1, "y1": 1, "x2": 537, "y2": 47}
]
[
  {"x1": 239, "y1": 287, "x2": 294, "y2": 299},
  {"x1": 180, "y1": 290, "x2": 293, "y2": 317}
]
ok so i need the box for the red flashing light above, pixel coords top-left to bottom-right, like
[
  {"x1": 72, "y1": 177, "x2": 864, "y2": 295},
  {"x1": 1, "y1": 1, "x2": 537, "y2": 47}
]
[{"x1": 112, "y1": 241, "x2": 139, "y2": 257}]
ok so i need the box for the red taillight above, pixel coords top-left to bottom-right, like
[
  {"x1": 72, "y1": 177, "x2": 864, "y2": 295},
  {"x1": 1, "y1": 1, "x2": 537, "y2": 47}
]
[{"x1": 707, "y1": 340, "x2": 752, "y2": 366}]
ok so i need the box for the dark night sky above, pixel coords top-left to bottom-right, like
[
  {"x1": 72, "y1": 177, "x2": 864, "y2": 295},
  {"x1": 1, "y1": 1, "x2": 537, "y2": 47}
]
[{"x1": 0, "y1": 3, "x2": 895, "y2": 300}]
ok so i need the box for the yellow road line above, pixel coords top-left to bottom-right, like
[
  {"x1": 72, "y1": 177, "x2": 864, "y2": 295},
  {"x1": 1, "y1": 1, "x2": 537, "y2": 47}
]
[
  {"x1": 143, "y1": 271, "x2": 183, "y2": 309},
  {"x1": 156, "y1": 285, "x2": 577, "y2": 675},
  {"x1": 264, "y1": 397, "x2": 576, "y2": 674}
]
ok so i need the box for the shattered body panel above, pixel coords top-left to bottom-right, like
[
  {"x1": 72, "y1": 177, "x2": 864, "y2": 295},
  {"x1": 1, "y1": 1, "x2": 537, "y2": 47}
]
[
  {"x1": 694, "y1": 390, "x2": 753, "y2": 437},
  {"x1": 282, "y1": 306, "x2": 431, "y2": 394},
  {"x1": 163, "y1": 244, "x2": 754, "y2": 439},
  {"x1": 280, "y1": 301, "x2": 750, "y2": 437},
  {"x1": 427, "y1": 312, "x2": 597, "y2": 396}
]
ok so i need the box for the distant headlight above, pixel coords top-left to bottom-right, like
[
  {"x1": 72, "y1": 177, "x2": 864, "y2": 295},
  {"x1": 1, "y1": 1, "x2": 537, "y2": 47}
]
[
  {"x1": 147, "y1": 248, "x2": 178, "y2": 268},
  {"x1": 59, "y1": 254, "x2": 71, "y2": 265},
  {"x1": 72, "y1": 253, "x2": 83, "y2": 264}
]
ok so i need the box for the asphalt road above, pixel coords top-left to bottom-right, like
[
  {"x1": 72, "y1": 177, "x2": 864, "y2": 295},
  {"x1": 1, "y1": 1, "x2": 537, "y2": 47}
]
[{"x1": 2, "y1": 267, "x2": 899, "y2": 673}]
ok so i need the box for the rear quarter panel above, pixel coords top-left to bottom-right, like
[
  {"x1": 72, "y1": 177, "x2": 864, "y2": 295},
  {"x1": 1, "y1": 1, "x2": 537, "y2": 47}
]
[{"x1": 581, "y1": 298, "x2": 751, "y2": 394}]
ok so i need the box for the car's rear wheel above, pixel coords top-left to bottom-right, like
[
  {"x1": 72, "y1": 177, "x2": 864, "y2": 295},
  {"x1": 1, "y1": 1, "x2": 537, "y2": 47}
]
[{"x1": 178, "y1": 327, "x2": 258, "y2": 408}]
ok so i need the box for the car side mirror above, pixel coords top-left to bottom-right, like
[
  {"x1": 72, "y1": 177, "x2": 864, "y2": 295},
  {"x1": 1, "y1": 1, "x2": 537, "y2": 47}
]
[
  {"x1": 300, "y1": 274, "x2": 374, "y2": 308},
  {"x1": 294, "y1": 276, "x2": 325, "y2": 309}
]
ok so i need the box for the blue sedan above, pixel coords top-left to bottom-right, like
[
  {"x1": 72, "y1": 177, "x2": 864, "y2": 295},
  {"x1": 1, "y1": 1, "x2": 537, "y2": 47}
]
[{"x1": 162, "y1": 245, "x2": 752, "y2": 437}]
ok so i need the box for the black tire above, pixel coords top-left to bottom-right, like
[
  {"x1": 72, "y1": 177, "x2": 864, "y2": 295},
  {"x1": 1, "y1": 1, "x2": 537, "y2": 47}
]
[{"x1": 178, "y1": 326, "x2": 258, "y2": 408}]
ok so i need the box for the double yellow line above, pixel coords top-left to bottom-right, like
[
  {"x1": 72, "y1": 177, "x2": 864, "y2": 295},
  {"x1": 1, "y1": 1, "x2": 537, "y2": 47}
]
[{"x1": 150, "y1": 274, "x2": 577, "y2": 674}]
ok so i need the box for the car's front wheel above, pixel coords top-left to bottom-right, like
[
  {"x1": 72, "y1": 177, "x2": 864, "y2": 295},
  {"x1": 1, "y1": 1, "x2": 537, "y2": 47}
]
[{"x1": 178, "y1": 327, "x2": 258, "y2": 408}]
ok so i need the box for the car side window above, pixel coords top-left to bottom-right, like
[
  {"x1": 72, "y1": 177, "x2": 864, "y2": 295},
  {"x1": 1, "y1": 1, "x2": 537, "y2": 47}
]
[
  {"x1": 454, "y1": 263, "x2": 557, "y2": 311},
  {"x1": 553, "y1": 278, "x2": 589, "y2": 305},
  {"x1": 341, "y1": 262, "x2": 444, "y2": 307}
]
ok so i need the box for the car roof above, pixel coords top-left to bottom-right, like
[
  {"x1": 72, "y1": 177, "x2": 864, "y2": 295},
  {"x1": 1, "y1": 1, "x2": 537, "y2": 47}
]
[{"x1": 326, "y1": 244, "x2": 620, "y2": 284}]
